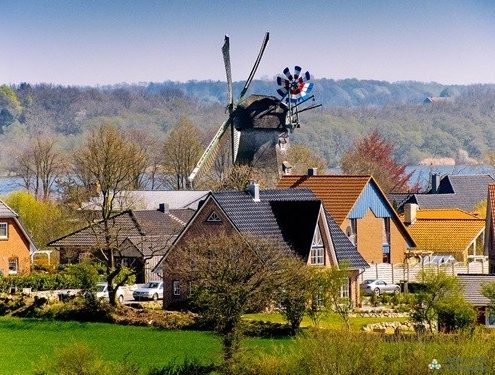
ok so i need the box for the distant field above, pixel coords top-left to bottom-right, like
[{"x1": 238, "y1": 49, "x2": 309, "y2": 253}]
[{"x1": 0, "y1": 317, "x2": 292, "y2": 375}]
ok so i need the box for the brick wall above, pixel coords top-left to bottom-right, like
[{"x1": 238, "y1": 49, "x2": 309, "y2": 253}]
[
  {"x1": 163, "y1": 198, "x2": 236, "y2": 308},
  {"x1": 0, "y1": 218, "x2": 31, "y2": 275},
  {"x1": 343, "y1": 209, "x2": 408, "y2": 265}
]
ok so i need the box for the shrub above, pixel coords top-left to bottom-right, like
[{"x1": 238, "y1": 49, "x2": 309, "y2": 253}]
[
  {"x1": 241, "y1": 320, "x2": 292, "y2": 338},
  {"x1": 437, "y1": 297, "x2": 476, "y2": 333},
  {"x1": 148, "y1": 359, "x2": 216, "y2": 375}
]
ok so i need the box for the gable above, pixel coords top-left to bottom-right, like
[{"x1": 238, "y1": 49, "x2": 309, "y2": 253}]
[
  {"x1": 348, "y1": 182, "x2": 393, "y2": 219},
  {"x1": 277, "y1": 175, "x2": 370, "y2": 225}
]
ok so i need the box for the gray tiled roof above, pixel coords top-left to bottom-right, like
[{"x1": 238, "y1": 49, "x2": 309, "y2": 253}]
[
  {"x1": 48, "y1": 209, "x2": 191, "y2": 248},
  {"x1": 0, "y1": 200, "x2": 18, "y2": 218},
  {"x1": 212, "y1": 188, "x2": 368, "y2": 269},
  {"x1": 392, "y1": 175, "x2": 494, "y2": 212},
  {"x1": 458, "y1": 274, "x2": 495, "y2": 306},
  {"x1": 325, "y1": 213, "x2": 369, "y2": 269}
]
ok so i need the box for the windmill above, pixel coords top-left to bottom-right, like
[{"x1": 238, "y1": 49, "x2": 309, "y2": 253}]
[{"x1": 188, "y1": 33, "x2": 321, "y2": 185}]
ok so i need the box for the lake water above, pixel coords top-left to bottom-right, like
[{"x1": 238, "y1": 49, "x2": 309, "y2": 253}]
[{"x1": 0, "y1": 165, "x2": 493, "y2": 196}]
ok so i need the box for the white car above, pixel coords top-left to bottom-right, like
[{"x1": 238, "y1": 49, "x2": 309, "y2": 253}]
[
  {"x1": 133, "y1": 281, "x2": 164, "y2": 301},
  {"x1": 96, "y1": 282, "x2": 125, "y2": 303}
]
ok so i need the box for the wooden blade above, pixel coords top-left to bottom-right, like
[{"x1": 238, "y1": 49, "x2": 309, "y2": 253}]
[
  {"x1": 188, "y1": 117, "x2": 231, "y2": 183},
  {"x1": 239, "y1": 32, "x2": 269, "y2": 99},
  {"x1": 222, "y1": 35, "x2": 234, "y2": 110}
]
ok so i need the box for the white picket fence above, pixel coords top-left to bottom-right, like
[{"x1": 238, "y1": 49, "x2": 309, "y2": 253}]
[{"x1": 359, "y1": 260, "x2": 488, "y2": 284}]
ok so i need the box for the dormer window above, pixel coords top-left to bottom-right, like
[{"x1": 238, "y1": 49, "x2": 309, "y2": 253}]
[
  {"x1": 309, "y1": 225, "x2": 325, "y2": 265},
  {"x1": 206, "y1": 211, "x2": 222, "y2": 223}
]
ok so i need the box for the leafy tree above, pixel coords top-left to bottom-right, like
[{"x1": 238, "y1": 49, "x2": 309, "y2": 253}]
[
  {"x1": 324, "y1": 265, "x2": 353, "y2": 330},
  {"x1": 3, "y1": 191, "x2": 76, "y2": 247},
  {"x1": 341, "y1": 130, "x2": 416, "y2": 193},
  {"x1": 173, "y1": 233, "x2": 291, "y2": 367},
  {"x1": 410, "y1": 271, "x2": 462, "y2": 333},
  {"x1": 163, "y1": 117, "x2": 203, "y2": 190},
  {"x1": 306, "y1": 268, "x2": 329, "y2": 328},
  {"x1": 436, "y1": 295, "x2": 476, "y2": 333},
  {"x1": 73, "y1": 123, "x2": 147, "y2": 306},
  {"x1": 277, "y1": 259, "x2": 312, "y2": 335}
]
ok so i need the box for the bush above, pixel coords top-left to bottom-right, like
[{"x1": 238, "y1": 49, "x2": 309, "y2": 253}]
[
  {"x1": 242, "y1": 320, "x2": 293, "y2": 338},
  {"x1": 437, "y1": 297, "x2": 476, "y2": 333},
  {"x1": 148, "y1": 359, "x2": 216, "y2": 375}
]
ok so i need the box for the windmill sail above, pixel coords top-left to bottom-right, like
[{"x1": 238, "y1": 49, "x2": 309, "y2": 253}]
[
  {"x1": 188, "y1": 119, "x2": 230, "y2": 183},
  {"x1": 188, "y1": 32, "x2": 270, "y2": 185}
]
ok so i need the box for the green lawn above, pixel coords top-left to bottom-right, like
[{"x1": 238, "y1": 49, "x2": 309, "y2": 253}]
[
  {"x1": 0, "y1": 317, "x2": 293, "y2": 375},
  {"x1": 244, "y1": 312, "x2": 408, "y2": 331}
]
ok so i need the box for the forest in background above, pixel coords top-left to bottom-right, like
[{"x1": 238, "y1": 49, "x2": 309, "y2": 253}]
[{"x1": 0, "y1": 79, "x2": 494, "y2": 172}]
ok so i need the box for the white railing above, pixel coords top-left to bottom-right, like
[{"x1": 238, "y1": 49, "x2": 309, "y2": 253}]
[{"x1": 360, "y1": 259, "x2": 488, "y2": 284}]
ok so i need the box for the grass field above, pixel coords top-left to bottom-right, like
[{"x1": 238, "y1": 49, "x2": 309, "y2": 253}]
[
  {"x1": 244, "y1": 312, "x2": 408, "y2": 331},
  {"x1": 0, "y1": 317, "x2": 293, "y2": 375}
]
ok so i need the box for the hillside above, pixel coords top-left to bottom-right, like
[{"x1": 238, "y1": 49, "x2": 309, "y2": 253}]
[{"x1": 0, "y1": 80, "x2": 494, "y2": 171}]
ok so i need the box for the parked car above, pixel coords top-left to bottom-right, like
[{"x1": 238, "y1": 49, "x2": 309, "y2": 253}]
[
  {"x1": 362, "y1": 279, "x2": 400, "y2": 296},
  {"x1": 96, "y1": 282, "x2": 125, "y2": 303},
  {"x1": 133, "y1": 281, "x2": 164, "y2": 301}
]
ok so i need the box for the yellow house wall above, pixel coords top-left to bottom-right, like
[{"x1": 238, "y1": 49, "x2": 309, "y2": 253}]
[
  {"x1": 0, "y1": 218, "x2": 31, "y2": 275},
  {"x1": 341, "y1": 208, "x2": 408, "y2": 264}
]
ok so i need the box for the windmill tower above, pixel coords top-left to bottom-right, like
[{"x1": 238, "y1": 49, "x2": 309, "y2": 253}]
[{"x1": 188, "y1": 33, "x2": 321, "y2": 185}]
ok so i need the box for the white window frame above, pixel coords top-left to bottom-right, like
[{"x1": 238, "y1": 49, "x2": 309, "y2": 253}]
[
  {"x1": 0, "y1": 222, "x2": 8, "y2": 239},
  {"x1": 309, "y1": 226, "x2": 325, "y2": 265},
  {"x1": 173, "y1": 280, "x2": 180, "y2": 296},
  {"x1": 8, "y1": 257, "x2": 18, "y2": 275},
  {"x1": 340, "y1": 278, "x2": 350, "y2": 299}
]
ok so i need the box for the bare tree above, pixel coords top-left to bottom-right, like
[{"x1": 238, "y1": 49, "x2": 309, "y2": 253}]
[
  {"x1": 170, "y1": 233, "x2": 291, "y2": 367},
  {"x1": 162, "y1": 117, "x2": 203, "y2": 190},
  {"x1": 14, "y1": 136, "x2": 66, "y2": 200},
  {"x1": 285, "y1": 144, "x2": 328, "y2": 175},
  {"x1": 73, "y1": 123, "x2": 147, "y2": 305}
]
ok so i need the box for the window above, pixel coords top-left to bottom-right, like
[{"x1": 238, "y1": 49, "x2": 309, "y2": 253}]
[
  {"x1": 383, "y1": 217, "x2": 391, "y2": 245},
  {"x1": 8, "y1": 258, "x2": 18, "y2": 275},
  {"x1": 486, "y1": 308, "x2": 495, "y2": 327},
  {"x1": 206, "y1": 211, "x2": 222, "y2": 223},
  {"x1": 309, "y1": 226, "x2": 324, "y2": 265},
  {"x1": 340, "y1": 278, "x2": 350, "y2": 299},
  {"x1": 348, "y1": 218, "x2": 357, "y2": 245},
  {"x1": 0, "y1": 223, "x2": 8, "y2": 239},
  {"x1": 173, "y1": 280, "x2": 180, "y2": 296}
]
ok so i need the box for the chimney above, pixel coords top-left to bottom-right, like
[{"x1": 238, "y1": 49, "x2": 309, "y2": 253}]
[
  {"x1": 430, "y1": 173, "x2": 440, "y2": 194},
  {"x1": 404, "y1": 203, "x2": 418, "y2": 225},
  {"x1": 308, "y1": 168, "x2": 318, "y2": 176},
  {"x1": 246, "y1": 181, "x2": 260, "y2": 202},
  {"x1": 158, "y1": 203, "x2": 169, "y2": 213}
]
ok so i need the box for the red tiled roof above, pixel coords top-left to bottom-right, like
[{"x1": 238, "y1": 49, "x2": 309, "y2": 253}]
[{"x1": 277, "y1": 175, "x2": 371, "y2": 225}]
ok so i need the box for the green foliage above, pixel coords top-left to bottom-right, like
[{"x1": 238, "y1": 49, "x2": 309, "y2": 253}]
[
  {"x1": 233, "y1": 329, "x2": 495, "y2": 375},
  {"x1": 436, "y1": 296, "x2": 476, "y2": 333},
  {"x1": 148, "y1": 359, "x2": 216, "y2": 375},
  {"x1": 3, "y1": 191, "x2": 78, "y2": 247},
  {"x1": 277, "y1": 259, "x2": 312, "y2": 335},
  {"x1": 410, "y1": 271, "x2": 463, "y2": 333}
]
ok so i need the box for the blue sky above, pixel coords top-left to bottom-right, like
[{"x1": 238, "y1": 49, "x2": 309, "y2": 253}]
[{"x1": 1, "y1": 0, "x2": 494, "y2": 85}]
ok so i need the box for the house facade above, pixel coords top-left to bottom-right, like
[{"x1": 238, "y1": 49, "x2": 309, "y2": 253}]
[
  {"x1": 158, "y1": 185, "x2": 368, "y2": 308},
  {"x1": 277, "y1": 173, "x2": 416, "y2": 265},
  {"x1": 0, "y1": 201, "x2": 36, "y2": 275}
]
